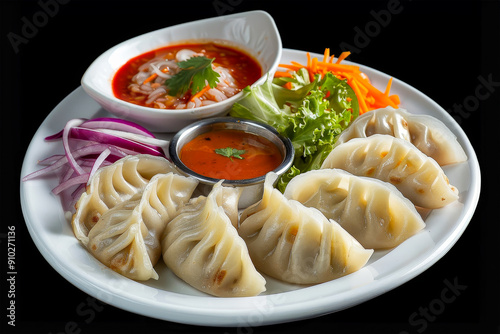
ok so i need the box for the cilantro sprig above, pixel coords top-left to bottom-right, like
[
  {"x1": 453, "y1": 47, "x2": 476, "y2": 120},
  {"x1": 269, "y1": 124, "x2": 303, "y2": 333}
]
[
  {"x1": 215, "y1": 147, "x2": 246, "y2": 161},
  {"x1": 166, "y1": 56, "x2": 220, "y2": 96}
]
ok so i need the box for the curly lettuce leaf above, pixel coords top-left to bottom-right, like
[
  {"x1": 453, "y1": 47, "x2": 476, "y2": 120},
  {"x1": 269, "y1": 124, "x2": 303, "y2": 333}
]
[
  {"x1": 229, "y1": 75, "x2": 292, "y2": 134},
  {"x1": 277, "y1": 83, "x2": 353, "y2": 192},
  {"x1": 319, "y1": 73, "x2": 359, "y2": 117}
]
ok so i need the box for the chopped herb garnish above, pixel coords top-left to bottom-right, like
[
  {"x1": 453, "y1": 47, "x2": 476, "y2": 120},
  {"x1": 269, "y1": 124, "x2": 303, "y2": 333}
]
[
  {"x1": 165, "y1": 56, "x2": 220, "y2": 96},
  {"x1": 215, "y1": 147, "x2": 246, "y2": 161}
]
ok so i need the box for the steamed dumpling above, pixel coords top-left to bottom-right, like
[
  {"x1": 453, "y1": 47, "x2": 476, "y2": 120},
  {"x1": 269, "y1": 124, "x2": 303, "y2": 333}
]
[
  {"x1": 284, "y1": 169, "x2": 425, "y2": 249},
  {"x1": 239, "y1": 173, "x2": 373, "y2": 285},
  {"x1": 161, "y1": 182, "x2": 265, "y2": 297},
  {"x1": 213, "y1": 185, "x2": 243, "y2": 229},
  {"x1": 72, "y1": 154, "x2": 178, "y2": 246},
  {"x1": 86, "y1": 172, "x2": 198, "y2": 280},
  {"x1": 334, "y1": 107, "x2": 467, "y2": 166},
  {"x1": 321, "y1": 135, "x2": 459, "y2": 209}
]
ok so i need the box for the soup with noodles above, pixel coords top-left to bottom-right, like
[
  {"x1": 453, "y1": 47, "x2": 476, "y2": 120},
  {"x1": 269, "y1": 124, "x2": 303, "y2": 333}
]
[{"x1": 112, "y1": 42, "x2": 262, "y2": 110}]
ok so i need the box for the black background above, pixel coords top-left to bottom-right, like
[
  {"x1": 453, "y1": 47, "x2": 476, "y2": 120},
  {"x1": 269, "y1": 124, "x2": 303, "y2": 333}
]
[{"x1": 2, "y1": 0, "x2": 499, "y2": 333}]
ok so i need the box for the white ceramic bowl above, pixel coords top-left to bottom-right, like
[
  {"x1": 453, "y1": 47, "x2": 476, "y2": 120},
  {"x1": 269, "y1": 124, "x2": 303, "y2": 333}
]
[{"x1": 81, "y1": 10, "x2": 282, "y2": 133}]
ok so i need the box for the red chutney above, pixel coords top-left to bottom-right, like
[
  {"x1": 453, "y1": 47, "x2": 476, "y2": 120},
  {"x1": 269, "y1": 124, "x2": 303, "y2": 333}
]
[
  {"x1": 112, "y1": 42, "x2": 262, "y2": 108},
  {"x1": 180, "y1": 129, "x2": 283, "y2": 180}
]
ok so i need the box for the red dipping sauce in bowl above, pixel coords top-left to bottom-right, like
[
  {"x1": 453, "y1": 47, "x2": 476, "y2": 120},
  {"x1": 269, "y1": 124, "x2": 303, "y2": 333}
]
[
  {"x1": 179, "y1": 129, "x2": 283, "y2": 180},
  {"x1": 169, "y1": 117, "x2": 294, "y2": 207}
]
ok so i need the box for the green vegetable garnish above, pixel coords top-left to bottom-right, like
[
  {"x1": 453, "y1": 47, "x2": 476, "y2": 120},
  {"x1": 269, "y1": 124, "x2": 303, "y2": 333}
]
[
  {"x1": 166, "y1": 56, "x2": 220, "y2": 96},
  {"x1": 229, "y1": 69, "x2": 359, "y2": 192},
  {"x1": 215, "y1": 147, "x2": 246, "y2": 161}
]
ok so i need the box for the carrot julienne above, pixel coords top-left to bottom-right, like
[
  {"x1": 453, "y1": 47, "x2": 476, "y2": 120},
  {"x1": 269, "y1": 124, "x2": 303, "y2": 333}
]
[
  {"x1": 142, "y1": 67, "x2": 170, "y2": 84},
  {"x1": 336, "y1": 51, "x2": 351, "y2": 64},
  {"x1": 283, "y1": 81, "x2": 293, "y2": 90},
  {"x1": 322, "y1": 48, "x2": 330, "y2": 63},
  {"x1": 189, "y1": 84, "x2": 211, "y2": 102},
  {"x1": 273, "y1": 71, "x2": 293, "y2": 78},
  {"x1": 274, "y1": 48, "x2": 400, "y2": 114}
]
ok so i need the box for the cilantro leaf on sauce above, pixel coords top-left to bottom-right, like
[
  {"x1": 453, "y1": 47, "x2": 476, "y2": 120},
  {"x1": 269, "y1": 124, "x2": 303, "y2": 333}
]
[
  {"x1": 165, "y1": 56, "x2": 220, "y2": 96},
  {"x1": 215, "y1": 147, "x2": 246, "y2": 161}
]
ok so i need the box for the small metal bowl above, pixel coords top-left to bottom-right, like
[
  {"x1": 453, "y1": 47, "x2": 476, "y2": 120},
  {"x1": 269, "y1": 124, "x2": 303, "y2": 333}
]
[{"x1": 169, "y1": 117, "x2": 294, "y2": 207}]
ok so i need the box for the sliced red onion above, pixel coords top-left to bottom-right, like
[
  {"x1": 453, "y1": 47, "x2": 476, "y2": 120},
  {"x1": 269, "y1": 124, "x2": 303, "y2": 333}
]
[
  {"x1": 59, "y1": 164, "x2": 86, "y2": 185},
  {"x1": 22, "y1": 144, "x2": 129, "y2": 182},
  {"x1": 70, "y1": 127, "x2": 165, "y2": 157},
  {"x1": 80, "y1": 117, "x2": 156, "y2": 137},
  {"x1": 146, "y1": 87, "x2": 167, "y2": 104},
  {"x1": 52, "y1": 173, "x2": 90, "y2": 195},
  {"x1": 150, "y1": 63, "x2": 171, "y2": 79},
  {"x1": 38, "y1": 154, "x2": 65, "y2": 166},
  {"x1": 88, "y1": 148, "x2": 111, "y2": 181},
  {"x1": 23, "y1": 117, "x2": 170, "y2": 212},
  {"x1": 62, "y1": 118, "x2": 86, "y2": 176},
  {"x1": 91, "y1": 128, "x2": 168, "y2": 149},
  {"x1": 176, "y1": 49, "x2": 198, "y2": 62},
  {"x1": 45, "y1": 117, "x2": 159, "y2": 141},
  {"x1": 45, "y1": 130, "x2": 64, "y2": 141}
]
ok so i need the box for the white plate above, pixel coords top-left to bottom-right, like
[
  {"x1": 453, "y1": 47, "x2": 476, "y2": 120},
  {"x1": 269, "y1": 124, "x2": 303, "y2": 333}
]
[{"x1": 20, "y1": 49, "x2": 481, "y2": 327}]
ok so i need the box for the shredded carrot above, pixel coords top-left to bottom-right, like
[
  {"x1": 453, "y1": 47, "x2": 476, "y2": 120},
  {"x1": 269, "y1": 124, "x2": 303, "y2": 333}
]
[
  {"x1": 329, "y1": 53, "x2": 336, "y2": 64},
  {"x1": 336, "y1": 51, "x2": 351, "y2": 64},
  {"x1": 143, "y1": 67, "x2": 169, "y2": 85},
  {"x1": 349, "y1": 79, "x2": 369, "y2": 114},
  {"x1": 359, "y1": 72, "x2": 371, "y2": 82},
  {"x1": 142, "y1": 74, "x2": 157, "y2": 85},
  {"x1": 384, "y1": 77, "x2": 393, "y2": 96},
  {"x1": 389, "y1": 94, "x2": 401, "y2": 105},
  {"x1": 275, "y1": 48, "x2": 401, "y2": 114},
  {"x1": 279, "y1": 63, "x2": 303, "y2": 72},
  {"x1": 311, "y1": 57, "x2": 318, "y2": 75},
  {"x1": 317, "y1": 61, "x2": 359, "y2": 73},
  {"x1": 274, "y1": 71, "x2": 293, "y2": 78},
  {"x1": 189, "y1": 84, "x2": 211, "y2": 102},
  {"x1": 322, "y1": 48, "x2": 330, "y2": 64}
]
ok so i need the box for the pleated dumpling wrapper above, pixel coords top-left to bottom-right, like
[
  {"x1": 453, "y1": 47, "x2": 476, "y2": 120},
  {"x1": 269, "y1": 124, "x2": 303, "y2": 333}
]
[
  {"x1": 72, "y1": 154, "x2": 178, "y2": 246},
  {"x1": 239, "y1": 172, "x2": 373, "y2": 285},
  {"x1": 321, "y1": 135, "x2": 459, "y2": 209},
  {"x1": 86, "y1": 172, "x2": 198, "y2": 280},
  {"x1": 284, "y1": 169, "x2": 425, "y2": 249},
  {"x1": 334, "y1": 106, "x2": 467, "y2": 166},
  {"x1": 161, "y1": 182, "x2": 265, "y2": 297}
]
